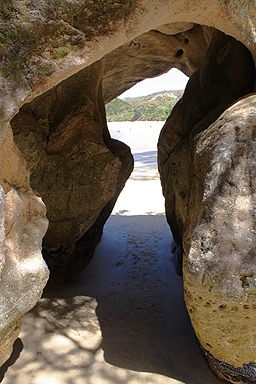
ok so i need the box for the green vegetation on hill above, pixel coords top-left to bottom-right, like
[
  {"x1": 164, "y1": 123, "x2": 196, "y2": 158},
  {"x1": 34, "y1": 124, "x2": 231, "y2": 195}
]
[{"x1": 106, "y1": 90, "x2": 183, "y2": 121}]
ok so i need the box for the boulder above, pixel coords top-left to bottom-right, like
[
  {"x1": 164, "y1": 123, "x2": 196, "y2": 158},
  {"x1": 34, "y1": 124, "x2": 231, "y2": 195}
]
[
  {"x1": 0, "y1": 126, "x2": 49, "y2": 366},
  {"x1": 158, "y1": 31, "x2": 256, "y2": 383},
  {"x1": 11, "y1": 61, "x2": 134, "y2": 282},
  {"x1": 184, "y1": 95, "x2": 256, "y2": 383},
  {"x1": 158, "y1": 30, "x2": 255, "y2": 246}
]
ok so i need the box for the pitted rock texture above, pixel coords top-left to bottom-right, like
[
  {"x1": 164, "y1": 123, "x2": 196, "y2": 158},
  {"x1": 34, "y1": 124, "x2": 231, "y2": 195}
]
[
  {"x1": 102, "y1": 24, "x2": 208, "y2": 103},
  {"x1": 2, "y1": 0, "x2": 256, "y2": 141},
  {"x1": 0, "y1": 121, "x2": 49, "y2": 366},
  {"x1": 9, "y1": 22, "x2": 211, "y2": 283},
  {"x1": 158, "y1": 38, "x2": 256, "y2": 380},
  {"x1": 200, "y1": 343, "x2": 256, "y2": 384},
  {"x1": 183, "y1": 96, "x2": 256, "y2": 372},
  {"x1": 158, "y1": 30, "x2": 255, "y2": 245},
  {"x1": 9, "y1": 23, "x2": 210, "y2": 281}
]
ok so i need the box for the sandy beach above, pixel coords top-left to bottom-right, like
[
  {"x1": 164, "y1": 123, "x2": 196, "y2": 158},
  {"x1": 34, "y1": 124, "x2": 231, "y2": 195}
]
[
  {"x1": 0, "y1": 122, "x2": 222, "y2": 384},
  {"x1": 109, "y1": 121, "x2": 166, "y2": 216}
]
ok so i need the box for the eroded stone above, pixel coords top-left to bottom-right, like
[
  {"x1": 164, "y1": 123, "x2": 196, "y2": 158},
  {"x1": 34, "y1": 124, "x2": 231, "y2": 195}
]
[
  {"x1": 0, "y1": 187, "x2": 49, "y2": 366},
  {"x1": 159, "y1": 91, "x2": 256, "y2": 381},
  {"x1": 11, "y1": 62, "x2": 134, "y2": 282},
  {"x1": 1, "y1": 1, "x2": 256, "y2": 380},
  {"x1": 158, "y1": 30, "x2": 256, "y2": 382}
]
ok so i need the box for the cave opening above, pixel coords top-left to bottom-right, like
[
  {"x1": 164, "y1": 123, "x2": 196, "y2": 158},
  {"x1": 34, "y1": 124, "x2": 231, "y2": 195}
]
[
  {"x1": 8, "y1": 22, "x2": 255, "y2": 287},
  {"x1": 104, "y1": 67, "x2": 188, "y2": 223},
  {"x1": 4, "y1": 19, "x2": 256, "y2": 383},
  {"x1": 4, "y1": 60, "x2": 219, "y2": 380},
  {"x1": 32, "y1": 73, "x2": 213, "y2": 383},
  {"x1": 5, "y1": 26, "x2": 200, "y2": 284}
]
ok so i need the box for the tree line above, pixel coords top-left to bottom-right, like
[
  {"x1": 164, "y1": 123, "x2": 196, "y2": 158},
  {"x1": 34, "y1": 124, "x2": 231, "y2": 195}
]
[{"x1": 106, "y1": 90, "x2": 183, "y2": 121}]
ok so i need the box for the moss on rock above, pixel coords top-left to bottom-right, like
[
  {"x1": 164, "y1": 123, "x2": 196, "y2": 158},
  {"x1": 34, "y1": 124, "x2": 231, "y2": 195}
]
[{"x1": 0, "y1": 0, "x2": 137, "y2": 84}]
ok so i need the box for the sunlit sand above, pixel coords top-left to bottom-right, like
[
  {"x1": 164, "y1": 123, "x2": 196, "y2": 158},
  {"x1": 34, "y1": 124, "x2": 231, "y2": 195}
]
[{"x1": 109, "y1": 121, "x2": 165, "y2": 216}]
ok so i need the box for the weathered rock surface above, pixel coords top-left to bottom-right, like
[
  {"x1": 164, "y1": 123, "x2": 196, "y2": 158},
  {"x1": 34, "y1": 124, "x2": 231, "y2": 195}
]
[
  {"x1": 102, "y1": 24, "x2": 208, "y2": 103},
  {"x1": 1, "y1": 0, "x2": 256, "y2": 381},
  {"x1": 158, "y1": 30, "x2": 255, "y2": 244},
  {"x1": 158, "y1": 33, "x2": 256, "y2": 383},
  {"x1": 0, "y1": 120, "x2": 49, "y2": 366},
  {"x1": 9, "y1": 23, "x2": 210, "y2": 281},
  {"x1": 11, "y1": 61, "x2": 134, "y2": 282},
  {"x1": 185, "y1": 95, "x2": 256, "y2": 383},
  {"x1": 0, "y1": 188, "x2": 49, "y2": 365}
]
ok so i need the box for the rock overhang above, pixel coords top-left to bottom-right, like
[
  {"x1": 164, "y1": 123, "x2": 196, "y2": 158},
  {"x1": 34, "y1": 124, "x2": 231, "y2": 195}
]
[
  {"x1": 1, "y1": 0, "x2": 256, "y2": 136},
  {"x1": 1, "y1": 1, "x2": 256, "y2": 382}
]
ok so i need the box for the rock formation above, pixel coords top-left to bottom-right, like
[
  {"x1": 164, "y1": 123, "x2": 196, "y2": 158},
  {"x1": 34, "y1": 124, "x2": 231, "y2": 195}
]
[
  {"x1": 11, "y1": 60, "x2": 134, "y2": 282},
  {"x1": 9, "y1": 23, "x2": 209, "y2": 282},
  {"x1": 184, "y1": 96, "x2": 256, "y2": 383},
  {"x1": 158, "y1": 29, "x2": 256, "y2": 246},
  {"x1": 1, "y1": 1, "x2": 256, "y2": 382},
  {"x1": 158, "y1": 29, "x2": 256, "y2": 382},
  {"x1": 0, "y1": 127, "x2": 49, "y2": 366}
]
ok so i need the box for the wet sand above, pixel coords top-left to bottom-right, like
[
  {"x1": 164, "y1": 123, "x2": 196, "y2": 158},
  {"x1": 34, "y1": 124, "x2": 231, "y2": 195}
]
[{"x1": 0, "y1": 122, "x2": 222, "y2": 384}]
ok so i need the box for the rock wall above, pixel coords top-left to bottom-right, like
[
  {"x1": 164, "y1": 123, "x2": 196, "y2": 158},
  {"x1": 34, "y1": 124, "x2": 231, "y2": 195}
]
[
  {"x1": 158, "y1": 29, "x2": 256, "y2": 245},
  {"x1": 158, "y1": 30, "x2": 256, "y2": 383},
  {"x1": 11, "y1": 60, "x2": 134, "y2": 282},
  {"x1": 9, "y1": 24, "x2": 210, "y2": 282},
  {"x1": 0, "y1": 126, "x2": 49, "y2": 366},
  {"x1": 1, "y1": 1, "x2": 256, "y2": 381},
  {"x1": 184, "y1": 96, "x2": 256, "y2": 383}
]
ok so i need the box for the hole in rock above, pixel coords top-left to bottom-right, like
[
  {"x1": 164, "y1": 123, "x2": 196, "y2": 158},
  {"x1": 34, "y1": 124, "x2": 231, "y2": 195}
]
[
  {"x1": 118, "y1": 68, "x2": 189, "y2": 99},
  {"x1": 6, "y1": 66, "x2": 221, "y2": 383},
  {"x1": 44, "y1": 69, "x2": 218, "y2": 382},
  {"x1": 5, "y1": 50, "x2": 232, "y2": 381},
  {"x1": 9, "y1": 21, "x2": 255, "y2": 379},
  {"x1": 175, "y1": 49, "x2": 184, "y2": 58},
  {"x1": 40, "y1": 70, "x2": 219, "y2": 382}
]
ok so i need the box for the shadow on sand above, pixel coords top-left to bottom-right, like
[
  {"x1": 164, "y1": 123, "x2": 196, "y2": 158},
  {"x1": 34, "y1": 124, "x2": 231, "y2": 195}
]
[
  {"x1": 131, "y1": 151, "x2": 159, "y2": 181},
  {"x1": 0, "y1": 339, "x2": 23, "y2": 383},
  {"x1": 1, "y1": 215, "x2": 222, "y2": 384}
]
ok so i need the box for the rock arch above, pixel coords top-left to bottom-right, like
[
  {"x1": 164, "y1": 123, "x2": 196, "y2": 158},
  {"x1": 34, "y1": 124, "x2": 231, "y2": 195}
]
[{"x1": 1, "y1": 1, "x2": 256, "y2": 383}]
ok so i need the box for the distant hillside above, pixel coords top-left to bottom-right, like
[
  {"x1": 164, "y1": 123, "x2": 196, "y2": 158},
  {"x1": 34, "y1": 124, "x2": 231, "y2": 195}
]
[{"x1": 106, "y1": 90, "x2": 183, "y2": 122}]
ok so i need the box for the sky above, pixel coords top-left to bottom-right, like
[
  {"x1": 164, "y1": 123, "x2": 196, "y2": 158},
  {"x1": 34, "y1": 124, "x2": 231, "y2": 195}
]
[{"x1": 118, "y1": 68, "x2": 189, "y2": 99}]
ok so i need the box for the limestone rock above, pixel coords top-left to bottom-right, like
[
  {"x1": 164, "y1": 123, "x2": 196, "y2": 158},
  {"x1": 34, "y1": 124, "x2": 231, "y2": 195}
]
[
  {"x1": 1, "y1": 0, "x2": 256, "y2": 381},
  {"x1": 171, "y1": 240, "x2": 183, "y2": 276},
  {"x1": 8, "y1": 23, "x2": 211, "y2": 281},
  {"x1": 158, "y1": 30, "x2": 255, "y2": 245},
  {"x1": 0, "y1": 186, "x2": 49, "y2": 366},
  {"x1": 11, "y1": 60, "x2": 134, "y2": 282},
  {"x1": 0, "y1": 121, "x2": 49, "y2": 366},
  {"x1": 155, "y1": 22, "x2": 195, "y2": 35},
  {"x1": 158, "y1": 32, "x2": 256, "y2": 382},
  {"x1": 103, "y1": 24, "x2": 208, "y2": 103},
  {"x1": 184, "y1": 95, "x2": 256, "y2": 382}
]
